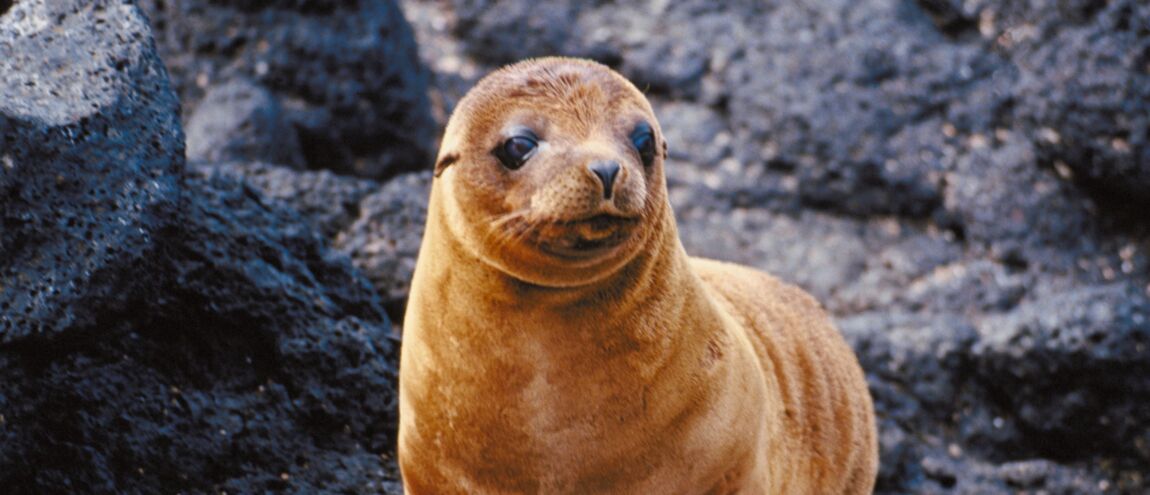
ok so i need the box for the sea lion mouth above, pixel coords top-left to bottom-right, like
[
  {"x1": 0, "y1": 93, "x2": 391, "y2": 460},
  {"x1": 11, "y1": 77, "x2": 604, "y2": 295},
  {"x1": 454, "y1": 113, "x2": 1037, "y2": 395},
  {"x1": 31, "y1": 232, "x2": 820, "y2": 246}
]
[
  {"x1": 534, "y1": 214, "x2": 639, "y2": 260},
  {"x1": 572, "y1": 213, "x2": 637, "y2": 232}
]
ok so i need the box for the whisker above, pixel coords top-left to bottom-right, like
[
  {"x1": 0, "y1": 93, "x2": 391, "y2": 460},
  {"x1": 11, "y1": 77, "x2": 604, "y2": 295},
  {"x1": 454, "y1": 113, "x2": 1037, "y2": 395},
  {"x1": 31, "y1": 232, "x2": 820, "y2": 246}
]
[{"x1": 486, "y1": 210, "x2": 535, "y2": 251}]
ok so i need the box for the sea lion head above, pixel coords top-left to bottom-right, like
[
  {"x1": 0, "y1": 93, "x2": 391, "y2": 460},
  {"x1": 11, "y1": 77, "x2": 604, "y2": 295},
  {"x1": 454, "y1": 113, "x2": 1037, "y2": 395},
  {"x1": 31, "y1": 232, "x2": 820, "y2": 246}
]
[{"x1": 432, "y1": 57, "x2": 669, "y2": 288}]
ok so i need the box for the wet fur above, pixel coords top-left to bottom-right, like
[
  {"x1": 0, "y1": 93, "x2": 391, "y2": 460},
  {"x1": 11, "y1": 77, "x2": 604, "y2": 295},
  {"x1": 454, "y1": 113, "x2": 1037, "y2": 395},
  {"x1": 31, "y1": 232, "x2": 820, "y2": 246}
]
[{"x1": 399, "y1": 57, "x2": 877, "y2": 494}]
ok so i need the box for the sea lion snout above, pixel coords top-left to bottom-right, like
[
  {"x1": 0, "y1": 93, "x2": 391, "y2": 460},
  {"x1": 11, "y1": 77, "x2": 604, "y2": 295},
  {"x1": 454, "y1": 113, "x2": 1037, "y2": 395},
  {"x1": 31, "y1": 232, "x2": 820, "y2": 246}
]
[{"x1": 588, "y1": 160, "x2": 621, "y2": 199}]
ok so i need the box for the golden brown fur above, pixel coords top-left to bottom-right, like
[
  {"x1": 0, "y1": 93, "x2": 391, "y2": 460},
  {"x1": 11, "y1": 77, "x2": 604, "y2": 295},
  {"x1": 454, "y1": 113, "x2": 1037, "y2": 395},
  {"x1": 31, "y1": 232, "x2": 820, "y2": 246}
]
[{"x1": 399, "y1": 57, "x2": 877, "y2": 494}]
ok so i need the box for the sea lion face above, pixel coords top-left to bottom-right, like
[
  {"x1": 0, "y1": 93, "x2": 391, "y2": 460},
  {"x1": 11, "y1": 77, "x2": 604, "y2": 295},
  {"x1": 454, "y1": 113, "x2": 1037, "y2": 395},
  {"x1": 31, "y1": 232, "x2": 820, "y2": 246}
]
[{"x1": 434, "y1": 58, "x2": 668, "y2": 288}]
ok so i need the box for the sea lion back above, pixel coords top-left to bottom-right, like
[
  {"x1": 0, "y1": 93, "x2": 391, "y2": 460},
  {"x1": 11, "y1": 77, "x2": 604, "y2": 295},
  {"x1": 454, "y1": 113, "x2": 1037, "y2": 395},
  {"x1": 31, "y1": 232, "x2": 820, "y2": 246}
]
[{"x1": 689, "y1": 257, "x2": 879, "y2": 494}]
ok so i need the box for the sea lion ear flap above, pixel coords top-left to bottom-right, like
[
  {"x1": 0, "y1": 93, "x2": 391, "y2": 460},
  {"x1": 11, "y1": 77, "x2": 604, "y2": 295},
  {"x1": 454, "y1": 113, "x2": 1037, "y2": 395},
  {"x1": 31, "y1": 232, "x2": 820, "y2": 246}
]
[
  {"x1": 434, "y1": 152, "x2": 460, "y2": 177},
  {"x1": 662, "y1": 139, "x2": 668, "y2": 160}
]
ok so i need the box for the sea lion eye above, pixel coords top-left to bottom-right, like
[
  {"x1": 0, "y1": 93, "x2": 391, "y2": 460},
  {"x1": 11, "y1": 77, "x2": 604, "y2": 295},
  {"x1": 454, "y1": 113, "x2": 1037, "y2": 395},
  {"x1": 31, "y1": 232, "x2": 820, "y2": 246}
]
[
  {"x1": 630, "y1": 122, "x2": 656, "y2": 166},
  {"x1": 495, "y1": 135, "x2": 538, "y2": 170}
]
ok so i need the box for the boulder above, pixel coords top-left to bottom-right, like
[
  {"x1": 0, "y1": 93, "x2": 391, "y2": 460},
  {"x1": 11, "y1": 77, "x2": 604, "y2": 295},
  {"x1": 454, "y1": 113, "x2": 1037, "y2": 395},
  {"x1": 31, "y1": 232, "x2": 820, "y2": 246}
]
[
  {"x1": 335, "y1": 171, "x2": 431, "y2": 320},
  {"x1": 0, "y1": 0, "x2": 182, "y2": 341},
  {"x1": 185, "y1": 78, "x2": 305, "y2": 169},
  {"x1": 1010, "y1": 2, "x2": 1150, "y2": 211},
  {"x1": 197, "y1": 161, "x2": 379, "y2": 239},
  {"x1": 1, "y1": 169, "x2": 403, "y2": 493},
  {"x1": 1, "y1": 2, "x2": 403, "y2": 492},
  {"x1": 200, "y1": 163, "x2": 432, "y2": 322},
  {"x1": 139, "y1": 0, "x2": 436, "y2": 179},
  {"x1": 973, "y1": 283, "x2": 1150, "y2": 464}
]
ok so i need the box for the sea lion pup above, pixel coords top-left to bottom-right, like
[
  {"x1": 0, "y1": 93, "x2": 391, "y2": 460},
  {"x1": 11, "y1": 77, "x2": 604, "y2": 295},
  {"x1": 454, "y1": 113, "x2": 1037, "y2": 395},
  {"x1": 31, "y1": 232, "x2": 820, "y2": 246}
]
[{"x1": 399, "y1": 57, "x2": 877, "y2": 494}]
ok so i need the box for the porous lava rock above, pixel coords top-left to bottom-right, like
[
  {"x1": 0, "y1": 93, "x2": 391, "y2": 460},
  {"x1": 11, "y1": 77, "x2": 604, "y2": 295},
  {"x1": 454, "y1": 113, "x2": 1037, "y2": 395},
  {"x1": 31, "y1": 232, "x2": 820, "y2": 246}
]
[
  {"x1": 1, "y1": 2, "x2": 402, "y2": 492},
  {"x1": 139, "y1": 0, "x2": 436, "y2": 179},
  {"x1": 0, "y1": 0, "x2": 182, "y2": 341}
]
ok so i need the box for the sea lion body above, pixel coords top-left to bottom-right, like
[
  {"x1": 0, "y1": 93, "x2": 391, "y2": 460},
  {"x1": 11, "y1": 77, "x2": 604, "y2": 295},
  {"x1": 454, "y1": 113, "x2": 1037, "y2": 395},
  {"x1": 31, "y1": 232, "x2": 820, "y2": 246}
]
[{"x1": 398, "y1": 57, "x2": 877, "y2": 494}]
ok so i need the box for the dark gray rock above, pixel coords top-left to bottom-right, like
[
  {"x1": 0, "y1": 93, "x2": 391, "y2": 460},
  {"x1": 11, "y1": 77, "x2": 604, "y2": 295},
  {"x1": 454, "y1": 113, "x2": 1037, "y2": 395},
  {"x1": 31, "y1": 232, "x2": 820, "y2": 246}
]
[
  {"x1": 942, "y1": 139, "x2": 1100, "y2": 263},
  {"x1": 840, "y1": 312, "x2": 978, "y2": 424},
  {"x1": 842, "y1": 307, "x2": 1147, "y2": 494},
  {"x1": 675, "y1": 207, "x2": 872, "y2": 304},
  {"x1": 186, "y1": 78, "x2": 305, "y2": 169},
  {"x1": 911, "y1": 454, "x2": 1114, "y2": 494},
  {"x1": 897, "y1": 259, "x2": 1028, "y2": 313},
  {"x1": 445, "y1": 0, "x2": 591, "y2": 65},
  {"x1": 335, "y1": 171, "x2": 431, "y2": 320},
  {"x1": 190, "y1": 161, "x2": 432, "y2": 323},
  {"x1": 911, "y1": 0, "x2": 1150, "y2": 214},
  {"x1": 140, "y1": 0, "x2": 436, "y2": 179},
  {"x1": 203, "y1": 160, "x2": 432, "y2": 322},
  {"x1": 843, "y1": 280, "x2": 1150, "y2": 492},
  {"x1": 1, "y1": 2, "x2": 404, "y2": 491},
  {"x1": 717, "y1": 0, "x2": 996, "y2": 221},
  {"x1": 0, "y1": 0, "x2": 182, "y2": 342},
  {"x1": 1011, "y1": 1, "x2": 1150, "y2": 210},
  {"x1": 659, "y1": 100, "x2": 804, "y2": 220},
  {"x1": 830, "y1": 232, "x2": 967, "y2": 313},
  {"x1": 973, "y1": 282, "x2": 1150, "y2": 464},
  {"x1": 197, "y1": 161, "x2": 379, "y2": 239},
  {"x1": 0, "y1": 170, "x2": 401, "y2": 493},
  {"x1": 657, "y1": 101, "x2": 730, "y2": 169},
  {"x1": 442, "y1": 1, "x2": 736, "y2": 100}
]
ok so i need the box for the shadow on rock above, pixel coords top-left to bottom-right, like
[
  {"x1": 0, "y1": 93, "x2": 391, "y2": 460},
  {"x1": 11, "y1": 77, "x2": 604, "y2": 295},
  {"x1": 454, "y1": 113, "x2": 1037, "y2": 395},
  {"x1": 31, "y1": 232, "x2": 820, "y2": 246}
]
[{"x1": 1, "y1": 1, "x2": 402, "y2": 492}]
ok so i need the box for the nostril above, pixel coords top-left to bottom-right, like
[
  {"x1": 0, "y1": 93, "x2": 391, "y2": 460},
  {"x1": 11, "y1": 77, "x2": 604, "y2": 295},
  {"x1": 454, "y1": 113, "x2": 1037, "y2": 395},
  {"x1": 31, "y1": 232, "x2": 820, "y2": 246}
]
[{"x1": 589, "y1": 161, "x2": 621, "y2": 199}]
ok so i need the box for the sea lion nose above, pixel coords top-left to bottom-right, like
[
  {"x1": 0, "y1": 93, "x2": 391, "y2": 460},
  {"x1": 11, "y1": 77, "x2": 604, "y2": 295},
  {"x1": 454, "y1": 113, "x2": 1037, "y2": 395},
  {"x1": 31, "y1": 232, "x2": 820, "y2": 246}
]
[{"x1": 588, "y1": 160, "x2": 621, "y2": 199}]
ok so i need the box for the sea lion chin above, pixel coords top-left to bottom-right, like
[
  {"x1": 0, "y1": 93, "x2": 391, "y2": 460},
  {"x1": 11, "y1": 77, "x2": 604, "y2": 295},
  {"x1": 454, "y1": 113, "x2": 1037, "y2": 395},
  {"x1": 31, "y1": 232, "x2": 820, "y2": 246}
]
[{"x1": 398, "y1": 57, "x2": 878, "y2": 494}]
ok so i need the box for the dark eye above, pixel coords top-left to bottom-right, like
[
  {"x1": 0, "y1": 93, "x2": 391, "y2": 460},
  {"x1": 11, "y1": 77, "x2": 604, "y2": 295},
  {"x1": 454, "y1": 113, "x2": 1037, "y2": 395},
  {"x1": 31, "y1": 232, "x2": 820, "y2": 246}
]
[
  {"x1": 630, "y1": 122, "x2": 656, "y2": 166},
  {"x1": 494, "y1": 135, "x2": 538, "y2": 170}
]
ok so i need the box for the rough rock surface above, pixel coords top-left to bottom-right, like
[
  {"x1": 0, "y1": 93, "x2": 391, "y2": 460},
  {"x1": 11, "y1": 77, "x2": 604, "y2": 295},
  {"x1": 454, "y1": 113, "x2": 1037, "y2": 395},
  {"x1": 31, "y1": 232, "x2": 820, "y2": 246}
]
[
  {"x1": 0, "y1": 0, "x2": 182, "y2": 342},
  {"x1": 201, "y1": 162, "x2": 429, "y2": 323},
  {"x1": 335, "y1": 171, "x2": 431, "y2": 321},
  {"x1": 138, "y1": 0, "x2": 436, "y2": 178},
  {"x1": 185, "y1": 78, "x2": 305, "y2": 169},
  {"x1": 1, "y1": 170, "x2": 403, "y2": 494},
  {"x1": 198, "y1": 160, "x2": 379, "y2": 240},
  {"x1": 1, "y1": 2, "x2": 402, "y2": 493}
]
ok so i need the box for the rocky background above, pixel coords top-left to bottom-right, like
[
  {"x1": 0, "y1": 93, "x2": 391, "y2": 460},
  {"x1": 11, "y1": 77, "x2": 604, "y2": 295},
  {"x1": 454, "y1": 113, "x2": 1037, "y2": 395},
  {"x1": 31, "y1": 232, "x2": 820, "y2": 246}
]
[{"x1": 0, "y1": 0, "x2": 1146, "y2": 493}]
